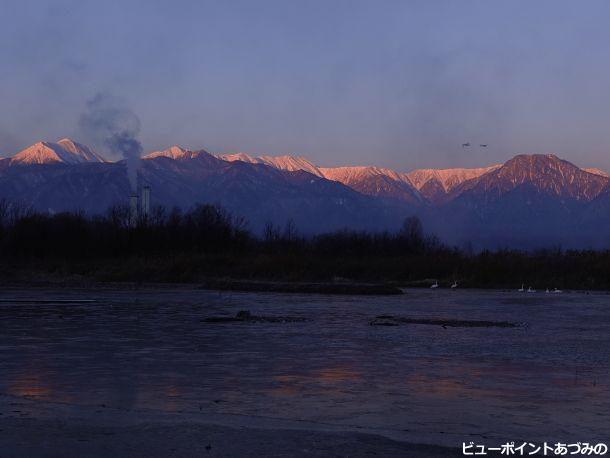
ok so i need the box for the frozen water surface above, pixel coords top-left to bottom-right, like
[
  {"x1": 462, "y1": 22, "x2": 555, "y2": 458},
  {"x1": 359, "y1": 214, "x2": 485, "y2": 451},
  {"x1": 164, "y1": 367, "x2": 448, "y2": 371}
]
[{"x1": 0, "y1": 287, "x2": 609, "y2": 446}]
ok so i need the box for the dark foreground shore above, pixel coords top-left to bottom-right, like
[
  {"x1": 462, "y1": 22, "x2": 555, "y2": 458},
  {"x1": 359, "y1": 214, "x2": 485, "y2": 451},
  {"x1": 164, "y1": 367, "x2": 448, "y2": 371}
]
[{"x1": 1, "y1": 395, "x2": 460, "y2": 458}]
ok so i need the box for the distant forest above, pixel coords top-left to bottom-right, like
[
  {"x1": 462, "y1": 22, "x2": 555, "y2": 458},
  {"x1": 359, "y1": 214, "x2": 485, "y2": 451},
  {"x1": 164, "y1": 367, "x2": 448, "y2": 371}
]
[{"x1": 1, "y1": 198, "x2": 610, "y2": 290}]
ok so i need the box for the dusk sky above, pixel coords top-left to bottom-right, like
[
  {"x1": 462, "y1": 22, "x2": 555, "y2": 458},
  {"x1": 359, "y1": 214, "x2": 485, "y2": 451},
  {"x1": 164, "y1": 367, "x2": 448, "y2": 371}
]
[{"x1": 2, "y1": 0, "x2": 610, "y2": 171}]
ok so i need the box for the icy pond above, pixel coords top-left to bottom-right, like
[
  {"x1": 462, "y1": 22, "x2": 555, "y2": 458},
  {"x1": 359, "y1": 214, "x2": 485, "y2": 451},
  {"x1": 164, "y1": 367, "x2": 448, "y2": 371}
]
[{"x1": 1, "y1": 286, "x2": 609, "y2": 447}]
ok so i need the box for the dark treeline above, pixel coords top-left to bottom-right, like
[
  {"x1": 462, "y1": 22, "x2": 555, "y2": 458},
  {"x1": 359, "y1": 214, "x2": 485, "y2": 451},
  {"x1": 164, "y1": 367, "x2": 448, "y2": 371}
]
[{"x1": 2, "y1": 198, "x2": 610, "y2": 289}]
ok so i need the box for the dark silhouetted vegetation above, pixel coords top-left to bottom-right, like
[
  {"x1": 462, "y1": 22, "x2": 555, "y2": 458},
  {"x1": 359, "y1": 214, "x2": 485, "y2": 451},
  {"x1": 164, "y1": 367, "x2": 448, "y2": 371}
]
[{"x1": 2, "y1": 198, "x2": 610, "y2": 290}]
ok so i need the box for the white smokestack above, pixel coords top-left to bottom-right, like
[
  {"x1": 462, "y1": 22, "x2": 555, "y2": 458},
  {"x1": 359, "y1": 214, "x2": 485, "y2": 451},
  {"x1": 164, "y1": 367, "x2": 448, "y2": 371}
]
[
  {"x1": 141, "y1": 186, "x2": 150, "y2": 219},
  {"x1": 130, "y1": 194, "x2": 138, "y2": 227}
]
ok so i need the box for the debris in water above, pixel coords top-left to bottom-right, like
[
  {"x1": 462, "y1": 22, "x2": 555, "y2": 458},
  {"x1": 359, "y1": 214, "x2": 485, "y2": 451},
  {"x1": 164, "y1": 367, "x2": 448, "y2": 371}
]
[
  {"x1": 369, "y1": 315, "x2": 519, "y2": 328},
  {"x1": 202, "y1": 310, "x2": 307, "y2": 324}
]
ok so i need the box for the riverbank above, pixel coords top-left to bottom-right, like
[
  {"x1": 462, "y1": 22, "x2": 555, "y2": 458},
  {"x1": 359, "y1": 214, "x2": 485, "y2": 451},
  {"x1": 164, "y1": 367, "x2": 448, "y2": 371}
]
[
  {"x1": 3, "y1": 271, "x2": 608, "y2": 296},
  {"x1": 0, "y1": 273, "x2": 404, "y2": 296},
  {"x1": 5, "y1": 243, "x2": 610, "y2": 291}
]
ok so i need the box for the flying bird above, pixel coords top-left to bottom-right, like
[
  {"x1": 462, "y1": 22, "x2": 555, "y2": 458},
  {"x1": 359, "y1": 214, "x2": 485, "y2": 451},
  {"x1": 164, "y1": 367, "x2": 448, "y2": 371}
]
[
  {"x1": 462, "y1": 142, "x2": 470, "y2": 147},
  {"x1": 479, "y1": 144, "x2": 488, "y2": 147}
]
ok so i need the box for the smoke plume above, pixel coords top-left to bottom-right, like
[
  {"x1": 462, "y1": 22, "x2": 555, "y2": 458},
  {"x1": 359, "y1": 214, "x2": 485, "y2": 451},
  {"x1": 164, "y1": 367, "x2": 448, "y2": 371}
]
[{"x1": 79, "y1": 93, "x2": 143, "y2": 190}]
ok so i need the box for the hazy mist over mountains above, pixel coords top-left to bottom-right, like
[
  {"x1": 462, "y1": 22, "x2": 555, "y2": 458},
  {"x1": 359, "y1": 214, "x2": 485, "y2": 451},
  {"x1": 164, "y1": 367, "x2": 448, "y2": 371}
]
[{"x1": 2, "y1": 138, "x2": 610, "y2": 249}]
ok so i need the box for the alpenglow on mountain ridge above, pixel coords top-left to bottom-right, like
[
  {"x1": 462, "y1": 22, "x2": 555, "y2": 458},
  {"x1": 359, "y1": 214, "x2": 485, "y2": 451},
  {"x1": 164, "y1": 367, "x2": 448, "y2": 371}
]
[{"x1": 2, "y1": 139, "x2": 610, "y2": 248}]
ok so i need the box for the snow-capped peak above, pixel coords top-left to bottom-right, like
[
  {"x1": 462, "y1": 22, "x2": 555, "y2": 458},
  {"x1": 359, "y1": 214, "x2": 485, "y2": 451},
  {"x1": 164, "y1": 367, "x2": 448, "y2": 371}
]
[
  {"x1": 57, "y1": 138, "x2": 106, "y2": 162},
  {"x1": 583, "y1": 167, "x2": 609, "y2": 178},
  {"x1": 257, "y1": 155, "x2": 323, "y2": 177},
  {"x1": 406, "y1": 165, "x2": 501, "y2": 192},
  {"x1": 216, "y1": 155, "x2": 425, "y2": 203},
  {"x1": 319, "y1": 165, "x2": 410, "y2": 184},
  {"x1": 145, "y1": 146, "x2": 196, "y2": 160},
  {"x1": 10, "y1": 139, "x2": 105, "y2": 165},
  {"x1": 467, "y1": 154, "x2": 610, "y2": 202},
  {"x1": 217, "y1": 153, "x2": 324, "y2": 177},
  {"x1": 216, "y1": 152, "x2": 258, "y2": 164}
]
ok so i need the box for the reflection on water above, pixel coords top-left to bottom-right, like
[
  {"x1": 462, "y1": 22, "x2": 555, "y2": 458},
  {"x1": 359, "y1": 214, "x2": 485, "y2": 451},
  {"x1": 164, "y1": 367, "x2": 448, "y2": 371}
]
[
  {"x1": 406, "y1": 373, "x2": 467, "y2": 398},
  {"x1": 1, "y1": 287, "x2": 609, "y2": 445},
  {"x1": 269, "y1": 367, "x2": 361, "y2": 397},
  {"x1": 317, "y1": 367, "x2": 361, "y2": 384},
  {"x1": 8, "y1": 370, "x2": 52, "y2": 399}
]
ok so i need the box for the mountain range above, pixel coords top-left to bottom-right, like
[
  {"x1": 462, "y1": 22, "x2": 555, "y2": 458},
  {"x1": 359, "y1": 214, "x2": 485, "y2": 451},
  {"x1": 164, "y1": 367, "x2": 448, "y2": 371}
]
[{"x1": 2, "y1": 138, "x2": 610, "y2": 249}]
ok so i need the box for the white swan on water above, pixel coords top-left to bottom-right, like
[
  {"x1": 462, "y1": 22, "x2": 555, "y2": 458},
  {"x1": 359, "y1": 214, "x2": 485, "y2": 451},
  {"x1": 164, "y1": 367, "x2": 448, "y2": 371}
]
[
  {"x1": 518, "y1": 284, "x2": 525, "y2": 292},
  {"x1": 451, "y1": 281, "x2": 458, "y2": 289},
  {"x1": 430, "y1": 281, "x2": 439, "y2": 289},
  {"x1": 527, "y1": 286, "x2": 536, "y2": 293}
]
